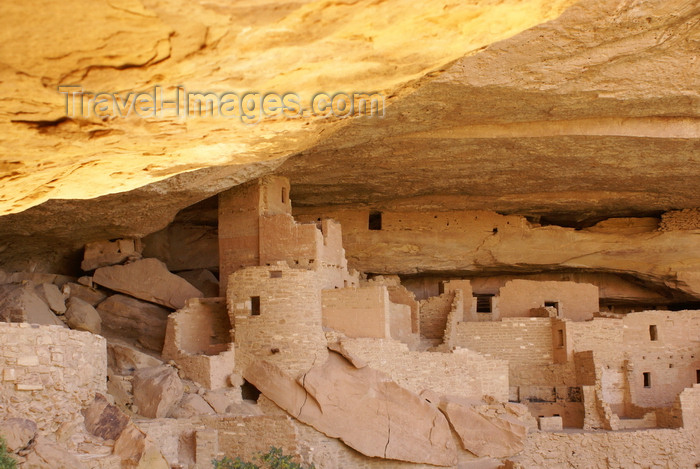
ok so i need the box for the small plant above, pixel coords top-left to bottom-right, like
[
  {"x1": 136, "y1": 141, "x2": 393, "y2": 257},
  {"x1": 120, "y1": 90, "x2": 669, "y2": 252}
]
[
  {"x1": 0, "y1": 437, "x2": 17, "y2": 469},
  {"x1": 213, "y1": 447, "x2": 314, "y2": 469}
]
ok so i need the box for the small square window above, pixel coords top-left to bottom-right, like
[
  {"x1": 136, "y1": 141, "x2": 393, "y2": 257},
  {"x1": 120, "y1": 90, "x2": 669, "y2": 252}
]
[
  {"x1": 475, "y1": 295, "x2": 493, "y2": 313},
  {"x1": 544, "y1": 301, "x2": 560, "y2": 315}
]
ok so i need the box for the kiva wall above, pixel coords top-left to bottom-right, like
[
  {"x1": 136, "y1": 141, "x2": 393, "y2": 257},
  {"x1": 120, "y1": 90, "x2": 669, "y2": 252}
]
[
  {"x1": 228, "y1": 264, "x2": 327, "y2": 377},
  {"x1": 0, "y1": 323, "x2": 106, "y2": 433}
]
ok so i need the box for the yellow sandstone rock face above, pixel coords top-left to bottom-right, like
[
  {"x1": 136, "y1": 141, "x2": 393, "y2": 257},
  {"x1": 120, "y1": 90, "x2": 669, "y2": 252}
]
[
  {"x1": 0, "y1": 0, "x2": 576, "y2": 215},
  {"x1": 0, "y1": 0, "x2": 697, "y2": 273}
]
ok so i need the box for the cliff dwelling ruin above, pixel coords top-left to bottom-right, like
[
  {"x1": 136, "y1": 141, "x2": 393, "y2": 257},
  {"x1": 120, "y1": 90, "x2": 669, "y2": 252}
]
[{"x1": 0, "y1": 1, "x2": 699, "y2": 468}]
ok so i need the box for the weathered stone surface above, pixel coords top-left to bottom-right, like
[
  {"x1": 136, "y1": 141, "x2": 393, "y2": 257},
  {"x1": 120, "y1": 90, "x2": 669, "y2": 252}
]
[
  {"x1": 107, "y1": 372, "x2": 133, "y2": 410},
  {"x1": 0, "y1": 283, "x2": 65, "y2": 326},
  {"x1": 113, "y1": 423, "x2": 169, "y2": 469},
  {"x1": 132, "y1": 366, "x2": 184, "y2": 418},
  {"x1": 169, "y1": 393, "x2": 215, "y2": 419},
  {"x1": 0, "y1": 272, "x2": 73, "y2": 287},
  {"x1": 97, "y1": 294, "x2": 169, "y2": 352},
  {"x1": 82, "y1": 393, "x2": 130, "y2": 441},
  {"x1": 202, "y1": 389, "x2": 241, "y2": 414},
  {"x1": 438, "y1": 397, "x2": 527, "y2": 458},
  {"x1": 81, "y1": 238, "x2": 142, "y2": 272},
  {"x1": 143, "y1": 224, "x2": 219, "y2": 273},
  {"x1": 0, "y1": 418, "x2": 37, "y2": 452},
  {"x1": 0, "y1": 0, "x2": 576, "y2": 227},
  {"x1": 107, "y1": 342, "x2": 163, "y2": 375},
  {"x1": 281, "y1": 0, "x2": 700, "y2": 221},
  {"x1": 22, "y1": 435, "x2": 86, "y2": 469},
  {"x1": 296, "y1": 208, "x2": 700, "y2": 300},
  {"x1": 93, "y1": 258, "x2": 203, "y2": 309},
  {"x1": 65, "y1": 297, "x2": 102, "y2": 334},
  {"x1": 34, "y1": 282, "x2": 66, "y2": 314},
  {"x1": 176, "y1": 269, "x2": 220, "y2": 298},
  {"x1": 244, "y1": 352, "x2": 458, "y2": 466},
  {"x1": 62, "y1": 282, "x2": 107, "y2": 307}
]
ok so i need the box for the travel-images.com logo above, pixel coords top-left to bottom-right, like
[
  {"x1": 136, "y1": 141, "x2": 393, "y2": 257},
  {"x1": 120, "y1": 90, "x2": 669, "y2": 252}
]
[{"x1": 58, "y1": 85, "x2": 385, "y2": 124}]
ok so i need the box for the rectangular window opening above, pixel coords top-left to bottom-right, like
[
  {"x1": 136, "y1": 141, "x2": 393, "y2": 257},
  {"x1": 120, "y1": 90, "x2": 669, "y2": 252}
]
[
  {"x1": 544, "y1": 301, "x2": 560, "y2": 316},
  {"x1": 649, "y1": 324, "x2": 658, "y2": 341},
  {"x1": 270, "y1": 271, "x2": 282, "y2": 278},
  {"x1": 250, "y1": 296, "x2": 261, "y2": 316},
  {"x1": 369, "y1": 211, "x2": 382, "y2": 230},
  {"x1": 557, "y1": 329, "x2": 565, "y2": 348},
  {"x1": 475, "y1": 295, "x2": 493, "y2": 313},
  {"x1": 281, "y1": 187, "x2": 287, "y2": 204},
  {"x1": 696, "y1": 369, "x2": 700, "y2": 384},
  {"x1": 643, "y1": 372, "x2": 651, "y2": 388}
]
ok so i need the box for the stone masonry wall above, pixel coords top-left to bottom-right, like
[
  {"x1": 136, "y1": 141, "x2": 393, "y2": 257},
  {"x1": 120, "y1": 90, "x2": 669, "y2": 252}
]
[
  {"x1": 340, "y1": 338, "x2": 508, "y2": 402},
  {"x1": 419, "y1": 291, "x2": 454, "y2": 339},
  {"x1": 321, "y1": 286, "x2": 389, "y2": 339},
  {"x1": 452, "y1": 318, "x2": 554, "y2": 366},
  {"x1": 228, "y1": 264, "x2": 327, "y2": 377},
  {"x1": 497, "y1": 280, "x2": 598, "y2": 321},
  {"x1": 162, "y1": 298, "x2": 235, "y2": 390},
  {"x1": 0, "y1": 323, "x2": 107, "y2": 433},
  {"x1": 622, "y1": 310, "x2": 700, "y2": 409},
  {"x1": 511, "y1": 428, "x2": 699, "y2": 468},
  {"x1": 659, "y1": 208, "x2": 700, "y2": 231}
]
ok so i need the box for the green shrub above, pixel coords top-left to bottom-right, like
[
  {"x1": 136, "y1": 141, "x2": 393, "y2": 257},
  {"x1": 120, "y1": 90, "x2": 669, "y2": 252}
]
[
  {"x1": 0, "y1": 437, "x2": 17, "y2": 469},
  {"x1": 213, "y1": 447, "x2": 314, "y2": 469}
]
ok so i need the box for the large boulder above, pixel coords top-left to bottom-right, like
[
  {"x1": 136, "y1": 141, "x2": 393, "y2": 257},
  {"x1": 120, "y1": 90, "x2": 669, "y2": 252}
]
[
  {"x1": 34, "y1": 282, "x2": 66, "y2": 314},
  {"x1": 169, "y1": 393, "x2": 215, "y2": 419},
  {"x1": 62, "y1": 282, "x2": 108, "y2": 307},
  {"x1": 93, "y1": 258, "x2": 203, "y2": 309},
  {"x1": 22, "y1": 435, "x2": 86, "y2": 469},
  {"x1": 0, "y1": 283, "x2": 65, "y2": 326},
  {"x1": 175, "y1": 269, "x2": 219, "y2": 298},
  {"x1": 97, "y1": 295, "x2": 170, "y2": 352},
  {"x1": 107, "y1": 342, "x2": 163, "y2": 375},
  {"x1": 437, "y1": 396, "x2": 527, "y2": 458},
  {"x1": 244, "y1": 352, "x2": 457, "y2": 467},
  {"x1": 132, "y1": 366, "x2": 184, "y2": 418},
  {"x1": 0, "y1": 418, "x2": 37, "y2": 452},
  {"x1": 65, "y1": 297, "x2": 102, "y2": 334},
  {"x1": 113, "y1": 423, "x2": 169, "y2": 469},
  {"x1": 82, "y1": 393, "x2": 130, "y2": 441},
  {"x1": 81, "y1": 238, "x2": 142, "y2": 272}
]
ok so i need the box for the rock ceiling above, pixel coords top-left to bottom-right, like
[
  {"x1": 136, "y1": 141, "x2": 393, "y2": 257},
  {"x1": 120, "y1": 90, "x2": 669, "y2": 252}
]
[{"x1": 0, "y1": 0, "x2": 698, "y2": 269}]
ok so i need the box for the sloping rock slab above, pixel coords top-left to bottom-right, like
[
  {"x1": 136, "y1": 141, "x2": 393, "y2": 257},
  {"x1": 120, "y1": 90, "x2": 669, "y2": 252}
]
[
  {"x1": 97, "y1": 295, "x2": 169, "y2": 352},
  {"x1": 244, "y1": 352, "x2": 457, "y2": 466},
  {"x1": 438, "y1": 397, "x2": 527, "y2": 458},
  {"x1": 93, "y1": 258, "x2": 202, "y2": 309}
]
